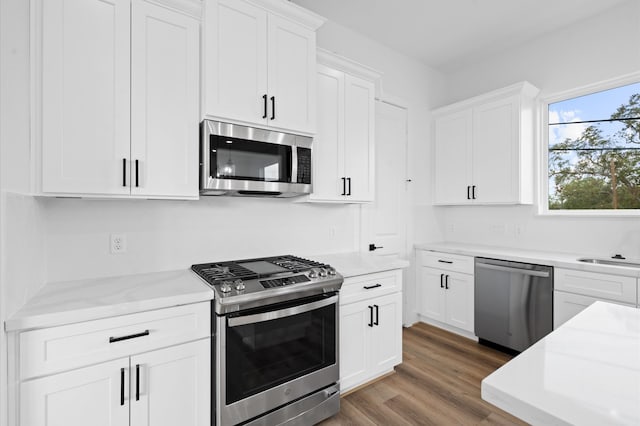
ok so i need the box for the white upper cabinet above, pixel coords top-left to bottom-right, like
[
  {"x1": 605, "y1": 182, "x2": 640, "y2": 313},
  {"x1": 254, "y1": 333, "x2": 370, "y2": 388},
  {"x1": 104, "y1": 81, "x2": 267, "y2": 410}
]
[
  {"x1": 310, "y1": 50, "x2": 380, "y2": 203},
  {"x1": 432, "y1": 82, "x2": 539, "y2": 205},
  {"x1": 41, "y1": 0, "x2": 131, "y2": 196},
  {"x1": 202, "y1": 0, "x2": 324, "y2": 135},
  {"x1": 131, "y1": 0, "x2": 199, "y2": 198},
  {"x1": 38, "y1": 0, "x2": 201, "y2": 199}
]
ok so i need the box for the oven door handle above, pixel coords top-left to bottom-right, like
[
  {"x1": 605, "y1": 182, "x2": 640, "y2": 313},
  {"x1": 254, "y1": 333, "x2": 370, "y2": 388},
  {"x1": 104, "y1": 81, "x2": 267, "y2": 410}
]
[{"x1": 227, "y1": 295, "x2": 339, "y2": 327}]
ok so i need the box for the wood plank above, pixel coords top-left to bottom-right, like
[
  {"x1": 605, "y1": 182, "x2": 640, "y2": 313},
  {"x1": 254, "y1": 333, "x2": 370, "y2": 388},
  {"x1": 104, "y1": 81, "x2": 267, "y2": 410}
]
[{"x1": 320, "y1": 322, "x2": 527, "y2": 425}]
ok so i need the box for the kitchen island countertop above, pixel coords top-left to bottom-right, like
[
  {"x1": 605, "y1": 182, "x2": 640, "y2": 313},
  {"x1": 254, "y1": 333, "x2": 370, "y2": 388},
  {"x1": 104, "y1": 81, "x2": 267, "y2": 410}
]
[{"x1": 482, "y1": 301, "x2": 640, "y2": 425}]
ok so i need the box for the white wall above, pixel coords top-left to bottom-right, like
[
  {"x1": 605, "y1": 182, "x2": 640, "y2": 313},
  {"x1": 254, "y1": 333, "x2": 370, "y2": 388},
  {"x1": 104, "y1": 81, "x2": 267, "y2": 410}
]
[
  {"x1": 1, "y1": 1, "x2": 47, "y2": 425},
  {"x1": 435, "y1": 0, "x2": 640, "y2": 259}
]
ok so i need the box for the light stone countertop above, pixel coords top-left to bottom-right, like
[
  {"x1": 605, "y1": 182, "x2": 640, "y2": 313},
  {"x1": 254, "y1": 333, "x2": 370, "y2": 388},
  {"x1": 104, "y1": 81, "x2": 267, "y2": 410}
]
[
  {"x1": 5, "y1": 269, "x2": 214, "y2": 332},
  {"x1": 482, "y1": 301, "x2": 640, "y2": 425},
  {"x1": 415, "y1": 241, "x2": 640, "y2": 278},
  {"x1": 312, "y1": 252, "x2": 410, "y2": 278}
]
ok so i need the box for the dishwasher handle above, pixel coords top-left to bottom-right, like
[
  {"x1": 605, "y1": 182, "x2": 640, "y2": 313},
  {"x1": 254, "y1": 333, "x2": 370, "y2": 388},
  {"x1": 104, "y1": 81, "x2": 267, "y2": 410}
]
[{"x1": 476, "y1": 262, "x2": 550, "y2": 278}]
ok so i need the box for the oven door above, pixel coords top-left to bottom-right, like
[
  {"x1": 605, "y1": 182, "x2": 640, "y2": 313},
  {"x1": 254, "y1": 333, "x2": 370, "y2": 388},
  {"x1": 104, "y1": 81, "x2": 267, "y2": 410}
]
[{"x1": 216, "y1": 293, "x2": 339, "y2": 426}]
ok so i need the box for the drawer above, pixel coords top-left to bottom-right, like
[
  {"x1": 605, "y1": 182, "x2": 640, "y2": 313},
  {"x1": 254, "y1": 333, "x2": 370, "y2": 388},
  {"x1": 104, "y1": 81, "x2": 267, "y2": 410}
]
[
  {"x1": 417, "y1": 250, "x2": 474, "y2": 275},
  {"x1": 554, "y1": 290, "x2": 636, "y2": 329},
  {"x1": 554, "y1": 268, "x2": 637, "y2": 304},
  {"x1": 20, "y1": 302, "x2": 210, "y2": 380},
  {"x1": 340, "y1": 270, "x2": 402, "y2": 306}
]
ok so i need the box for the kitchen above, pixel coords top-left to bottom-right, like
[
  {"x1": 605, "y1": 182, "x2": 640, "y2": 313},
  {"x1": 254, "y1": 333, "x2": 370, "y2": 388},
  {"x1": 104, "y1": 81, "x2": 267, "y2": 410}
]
[{"x1": 1, "y1": 0, "x2": 639, "y2": 425}]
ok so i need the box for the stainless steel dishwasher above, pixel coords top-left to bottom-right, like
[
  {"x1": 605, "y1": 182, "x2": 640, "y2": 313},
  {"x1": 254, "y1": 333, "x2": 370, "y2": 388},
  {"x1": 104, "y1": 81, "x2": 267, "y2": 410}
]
[{"x1": 475, "y1": 257, "x2": 553, "y2": 352}]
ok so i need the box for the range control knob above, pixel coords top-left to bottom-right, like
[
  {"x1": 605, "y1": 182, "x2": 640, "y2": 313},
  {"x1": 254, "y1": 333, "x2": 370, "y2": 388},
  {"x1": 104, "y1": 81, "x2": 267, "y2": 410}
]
[
  {"x1": 308, "y1": 269, "x2": 318, "y2": 279},
  {"x1": 327, "y1": 267, "x2": 336, "y2": 276},
  {"x1": 234, "y1": 279, "x2": 245, "y2": 291},
  {"x1": 318, "y1": 268, "x2": 328, "y2": 278},
  {"x1": 220, "y1": 281, "x2": 232, "y2": 293}
]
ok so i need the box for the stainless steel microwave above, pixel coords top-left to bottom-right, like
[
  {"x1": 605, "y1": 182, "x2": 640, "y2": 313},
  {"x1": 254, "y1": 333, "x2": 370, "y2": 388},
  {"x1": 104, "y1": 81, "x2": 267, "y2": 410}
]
[{"x1": 200, "y1": 120, "x2": 312, "y2": 197}]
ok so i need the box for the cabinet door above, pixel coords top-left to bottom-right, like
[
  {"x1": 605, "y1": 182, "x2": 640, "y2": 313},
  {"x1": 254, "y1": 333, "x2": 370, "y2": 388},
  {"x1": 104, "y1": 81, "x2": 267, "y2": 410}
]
[
  {"x1": 444, "y1": 272, "x2": 475, "y2": 333},
  {"x1": 131, "y1": 0, "x2": 199, "y2": 199},
  {"x1": 339, "y1": 300, "x2": 370, "y2": 392},
  {"x1": 369, "y1": 293, "x2": 403, "y2": 376},
  {"x1": 21, "y1": 358, "x2": 129, "y2": 426},
  {"x1": 417, "y1": 267, "x2": 446, "y2": 323},
  {"x1": 130, "y1": 339, "x2": 210, "y2": 426},
  {"x1": 203, "y1": 0, "x2": 268, "y2": 126},
  {"x1": 343, "y1": 74, "x2": 375, "y2": 202},
  {"x1": 41, "y1": 0, "x2": 130, "y2": 195},
  {"x1": 267, "y1": 15, "x2": 316, "y2": 134},
  {"x1": 310, "y1": 65, "x2": 344, "y2": 201},
  {"x1": 553, "y1": 291, "x2": 636, "y2": 329},
  {"x1": 433, "y1": 110, "x2": 472, "y2": 204},
  {"x1": 472, "y1": 96, "x2": 519, "y2": 203}
]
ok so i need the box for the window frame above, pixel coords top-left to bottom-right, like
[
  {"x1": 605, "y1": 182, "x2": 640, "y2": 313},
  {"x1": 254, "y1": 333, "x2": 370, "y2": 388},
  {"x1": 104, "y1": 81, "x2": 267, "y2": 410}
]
[{"x1": 538, "y1": 71, "x2": 640, "y2": 217}]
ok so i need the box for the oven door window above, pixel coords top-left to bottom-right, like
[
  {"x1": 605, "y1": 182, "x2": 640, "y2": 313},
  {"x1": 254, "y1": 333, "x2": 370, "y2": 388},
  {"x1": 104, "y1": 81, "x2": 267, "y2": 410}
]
[
  {"x1": 225, "y1": 299, "x2": 336, "y2": 404},
  {"x1": 210, "y1": 135, "x2": 292, "y2": 182}
]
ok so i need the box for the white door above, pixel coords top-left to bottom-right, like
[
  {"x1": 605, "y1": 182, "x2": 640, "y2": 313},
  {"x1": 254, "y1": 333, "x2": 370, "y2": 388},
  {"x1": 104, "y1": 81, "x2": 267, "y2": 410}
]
[
  {"x1": 343, "y1": 75, "x2": 375, "y2": 202},
  {"x1": 311, "y1": 65, "x2": 345, "y2": 201},
  {"x1": 339, "y1": 300, "x2": 370, "y2": 392},
  {"x1": 472, "y1": 96, "x2": 518, "y2": 203},
  {"x1": 41, "y1": 0, "x2": 130, "y2": 195},
  {"x1": 130, "y1": 0, "x2": 199, "y2": 199},
  {"x1": 418, "y1": 267, "x2": 446, "y2": 323},
  {"x1": 203, "y1": 0, "x2": 268, "y2": 126},
  {"x1": 130, "y1": 339, "x2": 210, "y2": 426},
  {"x1": 21, "y1": 358, "x2": 130, "y2": 426},
  {"x1": 361, "y1": 100, "x2": 408, "y2": 256},
  {"x1": 369, "y1": 293, "x2": 402, "y2": 375},
  {"x1": 433, "y1": 110, "x2": 472, "y2": 204},
  {"x1": 444, "y1": 272, "x2": 474, "y2": 333},
  {"x1": 267, "y1": 15, "x2": 316, "y2": 134}
]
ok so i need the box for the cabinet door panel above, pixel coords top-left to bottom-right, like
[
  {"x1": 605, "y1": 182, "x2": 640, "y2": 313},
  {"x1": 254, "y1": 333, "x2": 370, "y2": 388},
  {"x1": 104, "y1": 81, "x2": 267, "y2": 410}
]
[
  {"x1": 311, "y1": 65, "x2": 344, "y2": 200},
  {"x1": 41, "y1": 0, "x2": 130, "y2": 195},
  {"x1": 130, "y1": 339, "x2": 210, "y2": 426},
  {"x1": 267, "y1": 15, "x2": 316, "y2": 134},
  {"x1": 203, "y1": 0, "x2": 268, "y2": 125},
  {"x1": 344, "y1": 74, "x2": 375, "y2": 202},
  {"x1": 131, "y1": 0, "x2": 199, "y2": 198},
  {"x1": 339, "y1": 301, "x2": 370, "y2": 392},
  {"x1": 20, "y1": 358, "x2": 129, "y2": 426},
  {"x1": 418, "y1": 267, "x2": 446, "y2": 322},
  {"x1": 444, "y1": 272, "x2": 475, "y2": 333},
  {"x1": 370, "y1": 293, "x2": 402, "y2": 375},
  {"x1": 472, "y1": 97, "x2": 518, "y2": 203},
  {"x1": 553, "y1": 291, "x2": 635, "y2": 329},
  {"x1": 433, "y1": 110, "x2": 472, "y2": 204}
]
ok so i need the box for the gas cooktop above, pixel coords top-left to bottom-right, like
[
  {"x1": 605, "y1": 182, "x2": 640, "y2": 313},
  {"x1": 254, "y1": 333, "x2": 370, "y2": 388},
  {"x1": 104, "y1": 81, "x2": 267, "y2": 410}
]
[{"x1": 192, "y1": 255, "x2": 343, "y2": 314}]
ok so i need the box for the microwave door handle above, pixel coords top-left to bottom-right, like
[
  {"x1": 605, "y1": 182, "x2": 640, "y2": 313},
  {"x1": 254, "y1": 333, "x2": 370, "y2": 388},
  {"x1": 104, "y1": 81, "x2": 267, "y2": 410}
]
[
  {"x1": 202, "y1": 121, "x2": 214, "y2": 186},
  {"x1": 291, "y1": 146, "x2": 298, "y2": 183},
  {"x1": 227, "y1": 295, "x2": 338, "y2": 327}
]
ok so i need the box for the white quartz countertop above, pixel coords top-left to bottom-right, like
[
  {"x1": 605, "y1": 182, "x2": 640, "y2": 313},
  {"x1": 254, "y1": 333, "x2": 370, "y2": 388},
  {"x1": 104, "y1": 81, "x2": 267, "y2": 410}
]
[
  {"x1": 415, "y1": 241, "x2": 640, "y2": 277},
  {"x1": 5, "y1": 270, "x2": 214, "y2": 332},
  {"x1": 481, "y1": 302, "x2": 640, "y2": 425},
  {"x1": 312, "y1": 252, "x2": 410, "y2": 278}
]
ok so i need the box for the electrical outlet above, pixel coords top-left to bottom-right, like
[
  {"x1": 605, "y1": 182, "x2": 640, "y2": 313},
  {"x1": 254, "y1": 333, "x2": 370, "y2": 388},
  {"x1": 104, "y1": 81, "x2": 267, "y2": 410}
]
[{"x1": 110, "y1": 234, "x2": 127, "y2": 254}]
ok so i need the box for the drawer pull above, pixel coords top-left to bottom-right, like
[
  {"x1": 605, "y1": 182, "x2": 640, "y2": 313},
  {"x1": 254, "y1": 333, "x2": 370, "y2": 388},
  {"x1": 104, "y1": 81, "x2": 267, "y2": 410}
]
[
  {"x1": 363, "y1": 284, "x2": 382, "y2": 290},
  {"x1": 437, "y1": 260, "x2": 453, "y2": 264},
  {"x1": 109, "y1": 330, "x2": 150, "y2": 343}
]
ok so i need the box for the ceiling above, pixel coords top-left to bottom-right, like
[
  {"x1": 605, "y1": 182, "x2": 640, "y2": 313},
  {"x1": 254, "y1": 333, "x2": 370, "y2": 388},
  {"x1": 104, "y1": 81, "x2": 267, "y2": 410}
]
[{"x1": 290, "y1": 0, "x2": 630, "y2": 72}]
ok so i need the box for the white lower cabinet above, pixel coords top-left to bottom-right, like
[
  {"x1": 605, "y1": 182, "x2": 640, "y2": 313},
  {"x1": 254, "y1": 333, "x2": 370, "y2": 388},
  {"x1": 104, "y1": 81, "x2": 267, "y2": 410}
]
[
  {"x1": 553, "y1": 290, "x2": 636, "y2": 329},
  {"x1": 416, "y1": 251, "x2": 475, "y2": 334},
  {"x1": 339, "y1": 270, "x2": 403, "y2": 393},
  {"x1": 16, "y1": 303, "x2": 210, "y2": 426}
]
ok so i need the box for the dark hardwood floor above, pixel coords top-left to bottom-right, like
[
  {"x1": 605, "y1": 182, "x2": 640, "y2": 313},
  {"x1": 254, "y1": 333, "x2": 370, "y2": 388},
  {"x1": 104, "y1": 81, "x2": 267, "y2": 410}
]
[{"x1": 320, "y1": 322, "x2": 527, "y2": 425}]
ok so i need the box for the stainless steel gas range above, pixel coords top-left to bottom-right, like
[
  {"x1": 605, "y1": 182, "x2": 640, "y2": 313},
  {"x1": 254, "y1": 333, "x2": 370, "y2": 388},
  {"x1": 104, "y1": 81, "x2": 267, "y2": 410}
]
[{"x1": 191, "y1": 255, "x2": 343, "y2": 426}]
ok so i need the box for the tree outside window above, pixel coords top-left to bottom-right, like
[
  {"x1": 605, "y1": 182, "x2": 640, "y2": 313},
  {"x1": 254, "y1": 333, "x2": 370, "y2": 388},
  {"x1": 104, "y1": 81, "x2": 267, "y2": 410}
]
[{"x1": 548, "y1": 82, "x2": 640, "y2": 210}]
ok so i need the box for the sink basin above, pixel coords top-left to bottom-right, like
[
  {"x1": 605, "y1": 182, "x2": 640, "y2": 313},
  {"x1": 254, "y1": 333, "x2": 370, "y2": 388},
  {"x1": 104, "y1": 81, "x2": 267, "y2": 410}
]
[{"x1": 577, "y1": 258, "x2": 640, "y2": 268}]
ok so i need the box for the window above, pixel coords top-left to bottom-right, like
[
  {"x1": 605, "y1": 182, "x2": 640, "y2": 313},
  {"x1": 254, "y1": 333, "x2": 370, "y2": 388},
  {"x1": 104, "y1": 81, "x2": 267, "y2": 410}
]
[{"x1": 546, "y1": 79, "x2": 640, "y2": 212}]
